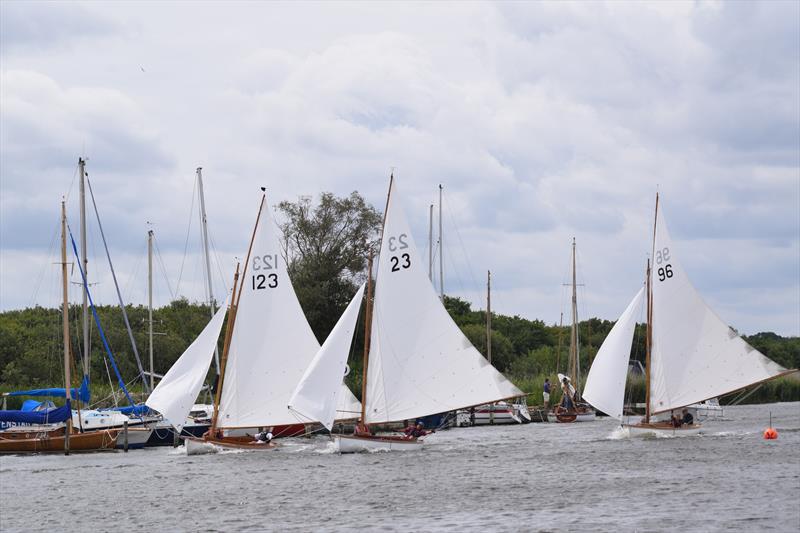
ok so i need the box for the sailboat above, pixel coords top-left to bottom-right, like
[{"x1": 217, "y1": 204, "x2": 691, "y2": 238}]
[
  {"x1": 583, "y1": 194, "x2": 796, "y2": 437},
  {"x1": 548, "y1": 238, "x2": 596, "y2": 423},
  {"x1": 0, "y1": 202, "x2": 118, "y2": 453},
  {"x1": 329, "y1": 176, "x2": 523, "y2": 452},
  {"x1": 146, "y1": 189, "x2": 360, "y2": 452}
]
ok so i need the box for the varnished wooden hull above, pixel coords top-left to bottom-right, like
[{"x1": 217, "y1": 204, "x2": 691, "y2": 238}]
[{"x1": 0, "y1": 428, "x2": 118, "y2": 454}]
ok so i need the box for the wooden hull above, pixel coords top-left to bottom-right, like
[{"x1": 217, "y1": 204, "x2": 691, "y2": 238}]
[
  {"x1": 184, "y1": 434, "x2": 278, "y2": 455},
  {"x1": 335, "y1": 434, "x2": 424, "y2": 453},
  {"x1": 547, "y1": 407, "x2": 596, "y2": 423},
  {"x1": 623, "y1": 422, "x2": 703, "y2": 438},
  {"x1": 0, "y1": 428, "x2": 118, "y2": 454}
]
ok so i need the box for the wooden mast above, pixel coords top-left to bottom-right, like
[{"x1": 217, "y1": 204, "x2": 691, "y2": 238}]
[
  {"x1": 359, "y1": 173, "x2": 394, "y2": 429},
  {"x1": 210, "y1": 191, "x2": 266, "y2": 435},
  {"x1": 60, "y1": 201, "x2": 72, "y2": 454},
  {"x1": 360, "y1": 252, "x2": 374, "y2": 428},
  {"x1": 644, "y1": 192, "x2": 659, "y2": 424}
]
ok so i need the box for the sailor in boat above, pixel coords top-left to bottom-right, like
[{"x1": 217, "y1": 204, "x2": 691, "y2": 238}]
[
  {"x1": 543, "y1": 378, "x2": 551, "y2": 409},
  {"x1": 402, "y1": 421, "x2": 433, "y2": 440},
  {"x1": 254, "y1": 430, "x2": 273, "y2": 444},
  {"x1": 559, "y1": 377, "x2": 574, "y2": 411},
  {"x1": 681, "y1": 408, "x2": 694, "y2": 426}
]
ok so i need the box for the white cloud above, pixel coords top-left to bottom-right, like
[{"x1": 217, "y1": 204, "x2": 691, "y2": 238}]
[{"x1": 1, "y1": 1, "x2": 797, "y2": 335}]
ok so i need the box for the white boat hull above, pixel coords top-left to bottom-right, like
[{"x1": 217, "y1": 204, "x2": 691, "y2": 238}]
[
  {"x1": 115, "y1": 427, "x2": 153, "y2": 449},
  {"x1": 335, "y1": 435, "x2": 423, "y2": 453},
  {"x1": 623, "y1": 423, "x2": 703, "y2": 438}
]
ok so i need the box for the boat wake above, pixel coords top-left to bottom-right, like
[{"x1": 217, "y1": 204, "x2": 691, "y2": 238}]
[{"x1": 607, "y1": 427, "x2": 630, "y2": 440}]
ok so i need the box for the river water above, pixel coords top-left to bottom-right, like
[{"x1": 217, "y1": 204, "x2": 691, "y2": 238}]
[{"x1": 1, "y1": 402, "x2": 798, "y2": 532}]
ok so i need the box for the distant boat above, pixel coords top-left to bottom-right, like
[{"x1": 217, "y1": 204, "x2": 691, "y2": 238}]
[
  {"x1": 583, "y1": 194, "x2": 796, "y2": 437},
  {"x1": 330, "y1": 175, "x2": 523, "y2": 452},
  {"x1": 0, "y1": 202, "x2": 118, "y2": 454},
  {"x1": 548, "y1": 238, "x2": 596, "y2": 423},
  {"x1": 147, "y1": 190, "x2": 360, "y2": 453}
]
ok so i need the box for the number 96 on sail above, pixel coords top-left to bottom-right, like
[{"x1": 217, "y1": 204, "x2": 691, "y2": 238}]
[{"x1": 654, "y1": 247, "x2": 673, "y2": 283}]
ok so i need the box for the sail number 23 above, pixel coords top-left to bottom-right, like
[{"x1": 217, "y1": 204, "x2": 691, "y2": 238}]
[
  {"x1": 252, "y1": 253, "x2": 279, "y2": 290},
  {"x1": 655, "y1": 247, "x2": 673, "y2": 282},
  {"x1": 388, "y1": 233, "x2": 411, "y2": 272}
]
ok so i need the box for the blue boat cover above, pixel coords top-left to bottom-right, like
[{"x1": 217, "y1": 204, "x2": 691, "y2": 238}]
[
  {"x1": 7, "y1": 376, "x2": 91, "y2": 403},
  {"x1": 0, "y1": 400, "x2": 72, "y2": 424},
  {"x1": 100, "y1": 403, "x2": 150, "y2": 416}
]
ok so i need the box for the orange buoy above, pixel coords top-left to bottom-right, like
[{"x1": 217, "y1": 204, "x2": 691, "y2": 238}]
[{"x1": 763, "y1": 427, "x2": 778, "y2": 440}]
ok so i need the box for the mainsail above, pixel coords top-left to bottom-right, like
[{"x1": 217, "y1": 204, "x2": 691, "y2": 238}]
[
  {"x1": 145, "y1": 300, "x2": 228, "y2": 430},
  {"x1": 583, "y1": 287, "x2": 644, "y2": 420},
  {"x1": 365, "y1": 179, "x2": 522, "y2": 424},
  {"x1": 289, "y1": 284, "x2": 365, "y2": 431},
  {"x1": 217, "y1": 201, "x2": 359, "y2": 428},
  {"x1": 649, "y1": 207, "x2": 790, "y2": 414}
]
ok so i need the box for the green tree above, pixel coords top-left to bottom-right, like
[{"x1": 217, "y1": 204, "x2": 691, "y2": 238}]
[{"x1": 277, "y1": 191, "x2": 382, "y2": 343}]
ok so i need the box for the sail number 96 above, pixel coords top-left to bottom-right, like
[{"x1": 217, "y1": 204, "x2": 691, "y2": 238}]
[
  {"x1": 655, "y1": 247, "x2": 673, "y2": 282},
  {"x1": 388, "y1": 233, "x2": 411, "y2": 272},
  {"x1": 252, "y1": 253, "x2": 279, "y2": 289}
]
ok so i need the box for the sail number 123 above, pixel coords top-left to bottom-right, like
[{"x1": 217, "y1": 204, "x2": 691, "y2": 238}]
[{"x1": 252, "y1": 254, "x2": 279, "y2": 289}]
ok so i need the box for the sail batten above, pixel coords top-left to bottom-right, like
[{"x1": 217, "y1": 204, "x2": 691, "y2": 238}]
[{"x1": 365, "y1": 179, "x2": 522, "y2": 424}]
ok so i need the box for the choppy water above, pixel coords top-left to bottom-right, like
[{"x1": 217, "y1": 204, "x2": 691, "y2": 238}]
[{"x1": 1, "y1": 402, "x2": 799, "y2": 532}]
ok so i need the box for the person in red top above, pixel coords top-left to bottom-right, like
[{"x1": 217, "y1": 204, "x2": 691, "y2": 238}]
[{"x1": 403, "y1": 422, "x2": 433, "y2": 439}]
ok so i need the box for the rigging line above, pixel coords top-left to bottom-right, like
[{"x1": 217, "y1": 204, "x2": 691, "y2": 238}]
[
  {"x1": 175, "y1": 177, "x2": 198, "y2": 297},
  {"x1": 207, "y1": 226, "x2": 230, "y2": 296},
  {"x1": 102, "y1": 354, "x2": 119, "y2": 408},
  {"x1": 728, "y1": 383, "x2": 763, "y2": 406},
  {"x1": 123, "y1": 242, "x2": 146, "y2": 304},
  {"x1": 28, "y1": 216, "x2": 61, "y2": 308},
  {"x1": 442, "y1": 190, "x2": 480, "y2": 292},
  {"x1": 85, "y1": 176, "x2": 150, "y2": 393},
  {"x1": 68, "y1": 227, "x2": 136, "y2": 406},
  {"x1": 152, "y1": 234, "x2": 176, "y2": 300}
]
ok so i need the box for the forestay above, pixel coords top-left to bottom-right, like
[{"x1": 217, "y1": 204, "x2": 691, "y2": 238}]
[
  {"x1": 217, "y1": 203, "x2": 359, "y2": 428},
  {"x1": 583, "y1": 287, "x2": 644, "y2": 420},
  {"x1": 289, "y1": 284, "x2": 365, "y2": 431},
  {"x1": 145, "y1": 300, "x2": 228, "y2": 430},
  {"x1": 365, "y1": 179, "x2": 522, "y2": 424},
  {"x1": 649, "y1": 208, "x2": 789, "y2": 414}
]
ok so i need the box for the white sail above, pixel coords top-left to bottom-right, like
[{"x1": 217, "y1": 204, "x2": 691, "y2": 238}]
[
  {"x1": 289, "y1": 284, "x2": 365, "y2": 431},
  {"x1": 335, "y1": 385, "x2": 361, "y2": 421},
  {"x1": 583, "y1": 287, "x2": 644, "y2": 420},
  {"x1": 649, "y1": 207, "x2": 789, "y2": 414},
  {"x1": 217, "y1": 203, "x2": 325, "y2": 428},
  {"x1": 145, "y1": 299, "x2": 228, "y2": 431},
  {"x1": 365, "y1": 179, "x2": 522, "y2": 424}
]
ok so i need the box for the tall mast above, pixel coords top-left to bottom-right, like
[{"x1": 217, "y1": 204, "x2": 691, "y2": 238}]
[
  {"x1": 428, "y1": 204, "x2": 434, "y2": 281},
  {"x1": 360, "y1": 173, "x2": 395, "y2": 425},
  {"x1": 211, "y1": 190, "x2": 266, "y2": 432},
  {"x1": 486, "y1": 270, "x2": 492, "y2": 364},
  {"x1": 60, "y1": 201, "x2": 73, "y2": 453},
  {"x1": 78, "y1": 157, "x2": 89, "y2": 378},
  {"x1": 645, "y1": 193, "x2": 659, "y2": 424},
  {"x1": 360, "y1": 253, "x2": 374, "y2": 424},
  {"x1": 438, "y1": 184, "x2": 444, "y2": 301},
  {"x1": 148, "y1": 229, "x2": 154, "y2": 391},
  {"x1": 570, "y1": 237, "x2": 579, "y2": 391},
  {"x1": 555, "y1": 312, "x2": 564, "y2": 376},
  {"x1": 197, "y1": 167, "x2": 220, "y2": 375}
]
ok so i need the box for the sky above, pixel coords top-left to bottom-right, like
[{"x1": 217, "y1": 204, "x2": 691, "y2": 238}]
[{"x1": 1, "y1": 1, "x2": 798, "y2": 336}]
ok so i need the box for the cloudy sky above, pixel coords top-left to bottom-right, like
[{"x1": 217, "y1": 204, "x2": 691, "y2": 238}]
[{"x1": 1, "y1": 1, "x2": 798, "y2": 336}]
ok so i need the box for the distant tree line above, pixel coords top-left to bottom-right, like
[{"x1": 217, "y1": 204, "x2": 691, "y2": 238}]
[{"x1": 2, "y1": 191, "x2": 797, "y2": 406}]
